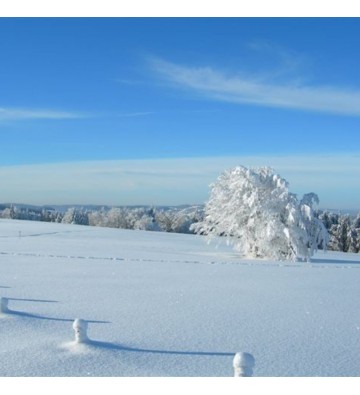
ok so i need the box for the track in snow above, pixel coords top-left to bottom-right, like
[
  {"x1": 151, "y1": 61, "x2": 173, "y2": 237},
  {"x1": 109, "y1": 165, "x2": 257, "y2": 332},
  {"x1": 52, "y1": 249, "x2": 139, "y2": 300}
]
[{"x1": 1, "y1": 249, "x2": 359, "y2": 270}]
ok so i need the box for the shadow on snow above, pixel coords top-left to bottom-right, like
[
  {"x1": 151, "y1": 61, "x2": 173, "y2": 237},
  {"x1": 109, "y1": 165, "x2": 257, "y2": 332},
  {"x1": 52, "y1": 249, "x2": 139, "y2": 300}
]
[
  {"x1": 8, "y1": 297, "x2": 59, "y2": 303},
  {"x1": 5, "y1": 308, "x2": 109, "y2": 325},
  {"x1": 82, "y1": 339, "x2": 234, "y2": 358}
]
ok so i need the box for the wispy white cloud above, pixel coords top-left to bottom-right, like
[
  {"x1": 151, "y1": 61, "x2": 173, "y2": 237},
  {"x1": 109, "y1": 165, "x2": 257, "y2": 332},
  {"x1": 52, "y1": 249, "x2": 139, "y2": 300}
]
[
  {"x1": 244, "y1": 40, "x2": 309, "y2": 85},
  {"x1": 0, "y1": 107, "x2": 85, "y2": 121},
  {"x1": 0, "y1": 154, "x2": 359, "y2": 209},
  {"x1": 150, "y1": 57, "x2": 360, "y2": 117},
  {"x1": 0, "y1": 107, "x2": 155, "y2": 123}
]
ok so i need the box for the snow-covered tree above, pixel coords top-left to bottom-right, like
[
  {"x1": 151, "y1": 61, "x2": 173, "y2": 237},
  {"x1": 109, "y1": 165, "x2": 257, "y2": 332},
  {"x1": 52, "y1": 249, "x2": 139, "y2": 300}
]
[
  {"x1": 351, "y1": 214, "x2": 360, "y2": 253},
  {"x1": 191, "y1": 166, "x2": 328, "y2": 262},
  {"x1": 171, "y1": 207, "x2": 204, "y2": 234},
  {"x1": 134, "y1": 213, "x2": 161, "y2": 231},
  {"x1": 300, "y1": 193, "x2": 329, "y2": 254},
  {"x1": 318, "y1": 211, "x2": 338, "y2": 231},
  {"x1": 156, "y1": 206, "x2": 204, "y2": 234},
  {"x1": 155, "y1": 210, "x2": 176, "y2": 232},
  {"x1": 329, "y1": 215, "x2": 352, "y2": 252},
  {"x1": 347, "y1": 228, "x2": 359, "y2": 253},
  {"x1": 106, "y1": 208, "x2": 128, "y2": 228},
  {"x1": 1, "y1": 207, "x2": 14, "y2": 219},
  {"x1": 88, "y1": 208, "x2": 108, "y2": 227},
  {"x1": 353, "y1": 213, "x2": 360, "y2": 230},
  {"x1": 61, "y1": 208, "x2": 89, "y2": 225}
]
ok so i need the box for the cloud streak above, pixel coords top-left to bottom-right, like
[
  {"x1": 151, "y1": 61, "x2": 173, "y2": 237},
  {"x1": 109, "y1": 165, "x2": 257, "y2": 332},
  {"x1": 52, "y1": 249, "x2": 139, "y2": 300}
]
[
  {"x1": 151, "y1": 58, "x2": 360, "y2": 117},
  {"x1": 0, "y1": 107, "x2": 85, "y2": 121}
]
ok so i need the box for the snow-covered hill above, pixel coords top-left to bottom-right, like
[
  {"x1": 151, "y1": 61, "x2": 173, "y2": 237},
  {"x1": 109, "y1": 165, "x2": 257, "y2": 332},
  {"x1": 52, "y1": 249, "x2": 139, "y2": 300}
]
[{"x1": 1, "y1": 219, "x2": 360, "y2": 377}]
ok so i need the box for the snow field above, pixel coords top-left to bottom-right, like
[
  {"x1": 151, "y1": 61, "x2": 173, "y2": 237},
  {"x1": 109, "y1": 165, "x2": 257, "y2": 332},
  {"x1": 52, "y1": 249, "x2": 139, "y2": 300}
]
[{"x1": 1, "y1": 219, "x2": 360, "y2": 377}]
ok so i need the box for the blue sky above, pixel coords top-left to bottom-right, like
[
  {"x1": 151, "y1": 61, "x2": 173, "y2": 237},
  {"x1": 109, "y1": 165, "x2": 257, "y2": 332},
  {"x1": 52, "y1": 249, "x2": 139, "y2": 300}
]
[{"x1": 1, "y1": 17, "x2": 360, "y2": 209}]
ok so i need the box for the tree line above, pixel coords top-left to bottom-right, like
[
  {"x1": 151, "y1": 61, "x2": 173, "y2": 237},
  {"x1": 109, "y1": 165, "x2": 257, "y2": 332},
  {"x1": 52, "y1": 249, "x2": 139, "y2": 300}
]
[
  {"x1": 0, "y1": 205, "x2": 203, "y2": 234},
  {"x1": 317, "y1": 211, "x2": 360, "y2": 253},
  {"x1": 1, "y1": 203, "x2": 359, "y2": 254}
]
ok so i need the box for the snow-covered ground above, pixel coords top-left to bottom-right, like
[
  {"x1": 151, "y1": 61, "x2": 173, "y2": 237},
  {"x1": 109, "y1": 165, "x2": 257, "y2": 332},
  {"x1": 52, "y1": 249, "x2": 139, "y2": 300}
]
[{"x1": 1, "y1": 219, "x2": 360, "y2": 377}]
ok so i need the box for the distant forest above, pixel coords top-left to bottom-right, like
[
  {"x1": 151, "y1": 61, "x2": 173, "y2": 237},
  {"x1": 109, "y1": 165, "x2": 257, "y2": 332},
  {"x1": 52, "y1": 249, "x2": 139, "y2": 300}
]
[{"x1": 1, "y1": 204, "x2": 359, "y2": 254}]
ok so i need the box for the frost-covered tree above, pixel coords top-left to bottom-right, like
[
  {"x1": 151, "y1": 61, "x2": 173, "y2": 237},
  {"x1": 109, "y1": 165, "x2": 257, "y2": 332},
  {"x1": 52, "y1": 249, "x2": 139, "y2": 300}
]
[
  {"x1": 134, "y1": 213, "x2": 161, "y2": 231},
  {"x1": 155, "y1": 210, "x2": 177, "y2": 232},
  {"x1": 106, "y1": 208, "x2": 128, "y2": 228},
  {"x1": 61, "y1": 208, "x2": 89, "y2": 225},
  {"x1": 300, "y1": 193, "x2": 329, "y2": 254},
  {"x1": 191, "y1": 166, "x2": 328, "y2": 262},
  {"x1": 156, "y1": 206, "x2": 204, "y2": 234},
  {"x1": 329, "y1": 215, "x2": 351, "y2": 252},
  {"x1": 351, "y1": 214, "x2": 360, "y2": 253},
  {"x1": 88, "y1": 208, "x2": 108, "y2": 227},
  {"x1": 318, "y1": 211, "x2": 339, "y2": 231},
  {"x1": 171, "y1": 207, "x2": 204, "y2": 234},
  {"x1": 347, "y1": 228, "x2": 359, "y2": 253},
  {"x1": 353, "y1": 213, "x2": 360, "y2": 230}
]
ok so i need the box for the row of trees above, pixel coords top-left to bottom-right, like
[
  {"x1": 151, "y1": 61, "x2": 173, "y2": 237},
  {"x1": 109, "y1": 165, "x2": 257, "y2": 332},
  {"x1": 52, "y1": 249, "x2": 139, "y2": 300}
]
[
  {"x1": 0, "y1": 206, "x2": 63, "y2": 223},
  {"x1": 1, "y1": 203, "x2": 359, "y2": 255},
  {"x1": 0, "y1": 205, "x2": 204, "y2": 234},
  {"x1": 318, "y1": 211, "x2": 360, "y2": 253}
]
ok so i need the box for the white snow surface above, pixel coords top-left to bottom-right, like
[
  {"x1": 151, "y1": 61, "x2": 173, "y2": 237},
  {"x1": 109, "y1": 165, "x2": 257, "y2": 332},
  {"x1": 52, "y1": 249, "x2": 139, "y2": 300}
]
[{"x1": 1, "y1": 219, "x2": 360, "y2": 377}]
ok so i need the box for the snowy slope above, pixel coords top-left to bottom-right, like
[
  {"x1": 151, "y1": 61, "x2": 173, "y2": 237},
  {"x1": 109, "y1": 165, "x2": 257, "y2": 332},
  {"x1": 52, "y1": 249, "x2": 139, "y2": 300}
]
[{"x1": 1, "y1": 219, "x2": 360, "y2": 377}]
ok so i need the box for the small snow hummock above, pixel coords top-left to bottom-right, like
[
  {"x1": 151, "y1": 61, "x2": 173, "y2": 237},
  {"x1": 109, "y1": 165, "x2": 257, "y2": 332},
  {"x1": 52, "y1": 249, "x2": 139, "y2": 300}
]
[
  {"x1": 233, "y1": 352, "x2": 255, "y2": 377},
  {"x1": 73, "y1": 319, "x2": 89, "y2": 343}
]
